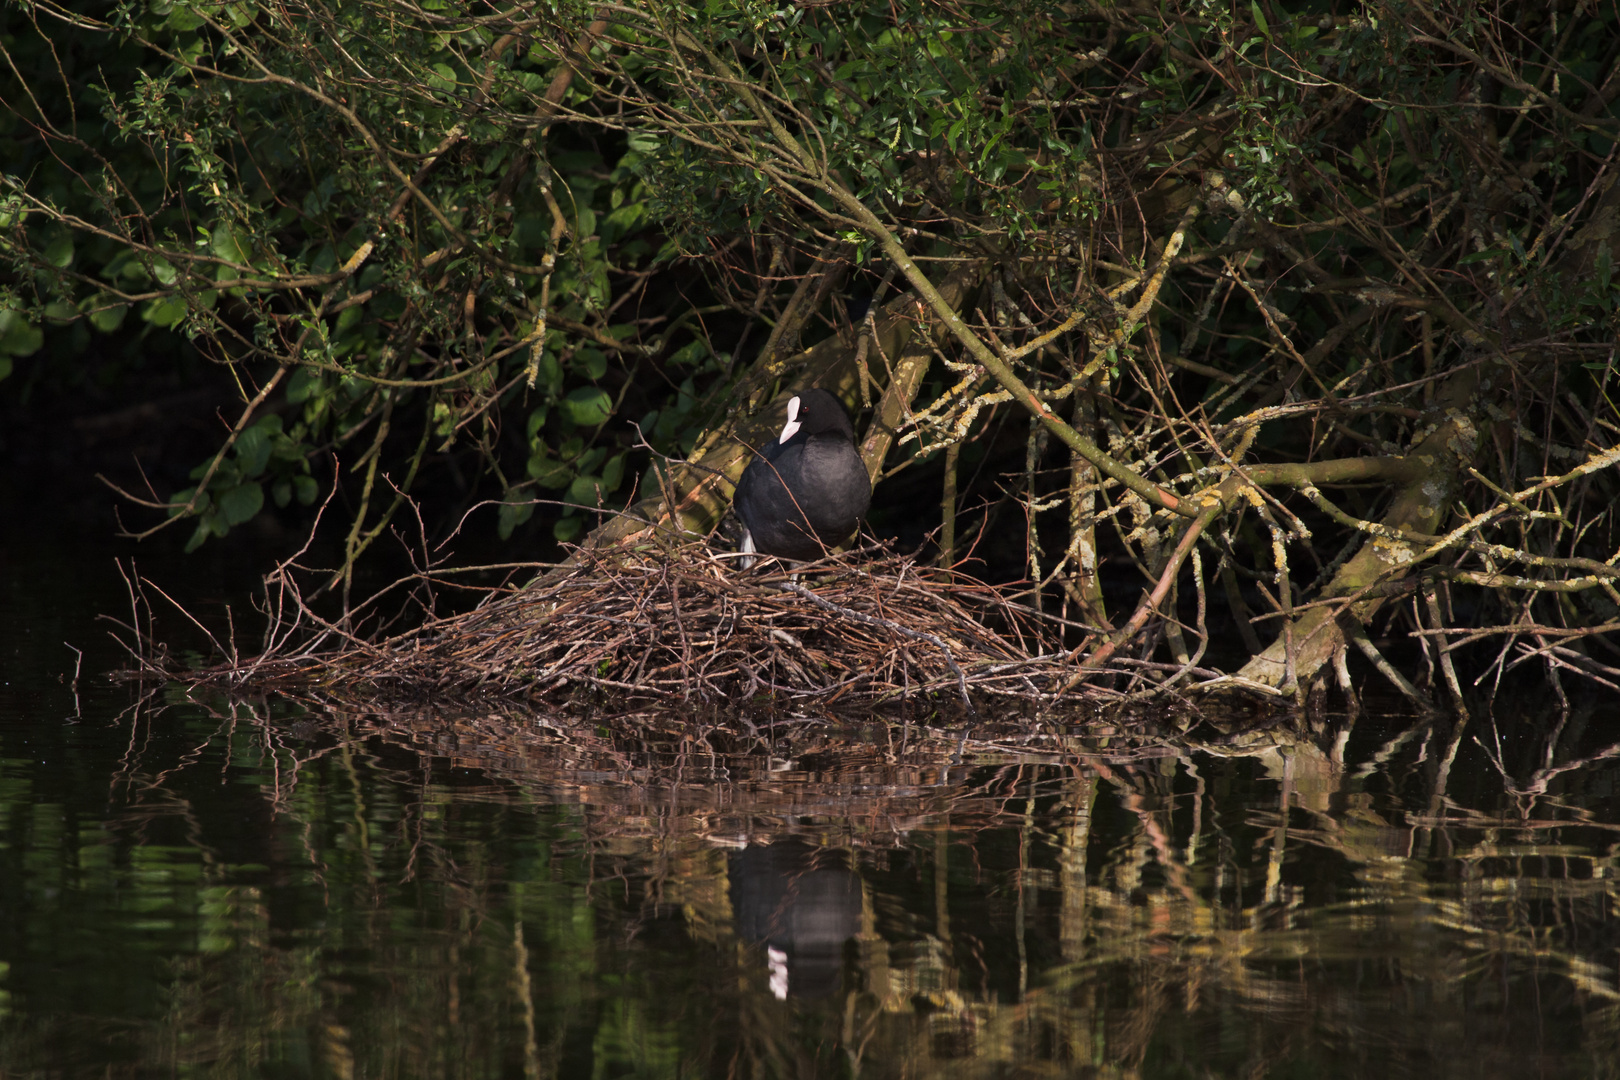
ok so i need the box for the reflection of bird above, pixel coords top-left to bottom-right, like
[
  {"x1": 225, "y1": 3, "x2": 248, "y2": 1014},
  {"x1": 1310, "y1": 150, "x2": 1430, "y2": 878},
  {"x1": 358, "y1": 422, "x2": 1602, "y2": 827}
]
[
  {"x1": 734, "y1": 389, "x2": 871, "y2": 567},
  {"x1": 730, "y1": 841, "x2": 863, "y2": 1000}
]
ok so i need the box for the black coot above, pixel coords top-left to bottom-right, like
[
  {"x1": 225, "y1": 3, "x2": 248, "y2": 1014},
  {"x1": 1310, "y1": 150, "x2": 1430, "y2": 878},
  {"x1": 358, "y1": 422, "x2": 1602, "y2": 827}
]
[{"x1": 734, "y1": 388, "x2": 871, "y2": 566}]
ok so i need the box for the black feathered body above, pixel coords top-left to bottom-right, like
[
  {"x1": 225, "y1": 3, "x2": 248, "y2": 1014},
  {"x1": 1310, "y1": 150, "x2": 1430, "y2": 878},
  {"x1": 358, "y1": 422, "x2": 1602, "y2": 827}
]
[{"x1": 735, "y1": 390, "x2": 871, "y2": 562}]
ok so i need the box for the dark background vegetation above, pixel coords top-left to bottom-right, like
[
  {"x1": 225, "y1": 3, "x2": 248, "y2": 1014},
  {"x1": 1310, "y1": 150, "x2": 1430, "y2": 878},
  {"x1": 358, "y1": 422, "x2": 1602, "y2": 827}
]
[{"x1": 4, "y1": 0, "x2": 1619, "y2": 705}]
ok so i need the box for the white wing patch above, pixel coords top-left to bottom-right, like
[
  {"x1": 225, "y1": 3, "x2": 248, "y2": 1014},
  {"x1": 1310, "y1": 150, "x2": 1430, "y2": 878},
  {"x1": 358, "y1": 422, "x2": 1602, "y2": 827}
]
[{"x1": 778, "y1": 395, "x2": 802, "y2": 444}]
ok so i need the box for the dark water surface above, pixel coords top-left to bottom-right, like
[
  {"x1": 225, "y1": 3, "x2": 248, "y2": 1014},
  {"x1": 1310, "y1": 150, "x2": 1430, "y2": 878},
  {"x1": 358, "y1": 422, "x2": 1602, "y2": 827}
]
[{"x1": 3, "y1": 532, "x2": 1619, "y2": 1078}]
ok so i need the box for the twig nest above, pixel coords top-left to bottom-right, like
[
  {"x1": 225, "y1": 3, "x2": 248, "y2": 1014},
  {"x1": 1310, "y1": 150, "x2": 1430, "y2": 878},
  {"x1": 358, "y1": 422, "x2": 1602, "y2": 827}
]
[{"x1": 341, "y1": 542, "x2": 1070, "y2": 704}]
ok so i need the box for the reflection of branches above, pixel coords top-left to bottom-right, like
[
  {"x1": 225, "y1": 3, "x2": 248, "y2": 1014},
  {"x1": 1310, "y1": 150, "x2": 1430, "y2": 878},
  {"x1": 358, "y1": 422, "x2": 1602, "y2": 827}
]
[
  {"x1": 61, "y1": 664, "x2": 1620, "y2": 1075},
  {"x1": 1474, "y1": 710, "x2": 1620, "y2": 800}
]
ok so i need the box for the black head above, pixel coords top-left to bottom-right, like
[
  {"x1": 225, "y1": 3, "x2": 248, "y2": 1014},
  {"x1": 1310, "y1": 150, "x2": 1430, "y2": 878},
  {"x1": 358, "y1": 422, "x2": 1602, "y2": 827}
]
[{"x1": 775, "y1": 388, "x2": 856, "y2": 446}]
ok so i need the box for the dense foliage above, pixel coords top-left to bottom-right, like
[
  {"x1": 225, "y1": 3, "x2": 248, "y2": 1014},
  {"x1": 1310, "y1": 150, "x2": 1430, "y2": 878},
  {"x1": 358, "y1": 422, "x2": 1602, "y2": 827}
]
[{"x1": 4, "y1": 0, "x2": 1619, "y2": 699}]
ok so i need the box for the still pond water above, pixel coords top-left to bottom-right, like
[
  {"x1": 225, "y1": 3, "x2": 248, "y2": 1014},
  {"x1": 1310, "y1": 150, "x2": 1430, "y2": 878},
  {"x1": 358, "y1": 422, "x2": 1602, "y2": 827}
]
[{"x1": 2, "y1": 532, "x2": 1619, "y2": 1078}]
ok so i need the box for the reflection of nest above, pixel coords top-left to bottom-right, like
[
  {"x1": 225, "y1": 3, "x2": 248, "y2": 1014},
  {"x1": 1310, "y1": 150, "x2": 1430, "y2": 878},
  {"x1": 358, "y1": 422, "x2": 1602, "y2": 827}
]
[
  {"x1": 175, "y1": 542, "x2": 1092, "y2": 705},
  {"x1": 165, "y1": 696, "x2": 1181, "y2": 839}
]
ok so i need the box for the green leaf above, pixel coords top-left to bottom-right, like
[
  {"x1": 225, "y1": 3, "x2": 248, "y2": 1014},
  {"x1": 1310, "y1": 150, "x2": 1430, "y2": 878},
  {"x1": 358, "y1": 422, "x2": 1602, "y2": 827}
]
[
  {"x1": 668, "y1": 340, "x2": 709, "y2": 368},
  {"x1": 186, "y1": 508, "x2": 229, "y2": 551},
  {"x1": 211, "y1": 225, "x2": 251, "y2": 264},
  {"x1": 1251, "y1": 1, "x2": 1270, "y2": 38},
  {"x1": 184, "y1": 520, "x2": 212, "y2": 553},
  {"x1": 526, "y1": 405, "x2": 550, "y2": 439},
  {"x1": 527, "y1": 452, "x2": 573, "y2": 489},
  {"x1": 0, "y1": 309, "x2": 43, "y2": 357},
  {"x1": 601, "y1": 452, "x2": 626, "y2": 492},
  {"x1": 430, "y1": 62, "x2": 459, "y2": 90},
  {"x1": 536, "y1": 351, "x2": 563, "y2": 393},
  {"x1": 1458, "y1": 248, "x2": 1508, "y2": 266},
  {"x1": 553, "y1": 515, "x2": 584, "y2": 542},
  {"x1": 287, "y1": 366, "x2": 321, "y2": 404},
  {"x1": 86, "y1": 294, "x2": 129, "y2": 333},
  {"x1": 218, "y1": 481, "x2": 264, "y2": 526},
  {"x1": 272, "y1": 480, "x2": 292, "y2": 508},
  {"x1": 293, "y1": 475, "x2": 319, "y2": 505},
  {"x1": 566, "y1": 474, "x2": 604, "y2": 507},
  {"x1": 44, "y1": 236, "x2": 75, "y2": 268},
  {"x1": 167, "y1": 5, "x2": 205, "y2": 30},
  {"x1": 102, "y1": 250, "x2": 146, "y2": 285},
  {"x1": 574, "y1": 348, "x2": 608, "y2": 380},
  {"x1": 235, "y1": 423, "x2": 273, "y2": 477},
  {"x1": 142, "y1": 294, "x2": 188, "y2": 328},
  {"x1": 191, "y1": 457, "x2": 240, "y2": 485},
  {"x1": 561, "y1": 386, "x2": 613, "y2": 427},
  {"x1": 167, "y1": 486, "x2": 205, "y2": 518},
  {"x1": 602, "y1": 202, "x2": 645, "y2": 240},
  {"x1": 497, "y1": 498, "x2": 534, "y2": 539},
  {"x1": 0, "y1": 357, "x2": 12, "y2": 382}
]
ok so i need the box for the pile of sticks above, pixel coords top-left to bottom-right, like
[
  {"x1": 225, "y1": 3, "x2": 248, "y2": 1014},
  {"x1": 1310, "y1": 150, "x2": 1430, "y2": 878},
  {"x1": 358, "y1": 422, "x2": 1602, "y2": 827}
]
[
  {"x1": 124, "y1": 541, "x2": 1109, "y2": 705},
  {"x1": 332, "y1": 543, "x2": 1070, "y2": 704}
]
